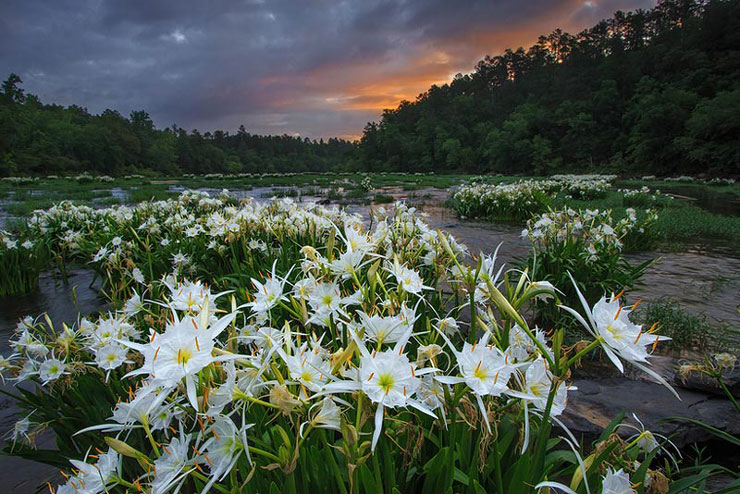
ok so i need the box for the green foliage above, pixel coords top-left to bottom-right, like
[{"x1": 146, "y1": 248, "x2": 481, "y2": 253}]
[
  {"x1": 373, "y1": 193, "x2": 394, "y2": 204},
  {"x1": 636, "y1": 297, "x2": 719, "y2": 351},
  {"x1": 0, "y1": 231, "x2": 49, "y2": 295},
  {"x1": 522, "y1": 208, "x2": 657, "y2": 333},
  {"x1": 653, "y1": 202, "x2": 740, "y2": 242}
]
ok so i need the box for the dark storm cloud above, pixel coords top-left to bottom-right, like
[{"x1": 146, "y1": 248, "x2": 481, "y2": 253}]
[{"x1": 0, "y1": 0, "x2": 656, "y2": 139}]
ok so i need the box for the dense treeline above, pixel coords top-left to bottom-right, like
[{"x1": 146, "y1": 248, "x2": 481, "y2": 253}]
[
  {"x1": 0, "y1": 77, "x2": 355, "y2": 176},
  {"x1": 357, "y1": 0, "x2": 740, "y2": 176}
]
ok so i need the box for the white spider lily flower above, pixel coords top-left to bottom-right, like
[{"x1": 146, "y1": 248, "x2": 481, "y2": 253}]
[
  {"x1": 617, "y1": 413, "x2": 682, "y2": 469},
  {"x1": 601, "y1": 468, "x2": 635, "y2": 494},
  {"x1": 328, "y1": 248, "x2": 366, "y2": 279},
  {"x1": 416, "y1": 374, "x2": 445, "y2": 413},
  {"x1": 94, "y1": 342, "x2": 131, "y2": 376},
  {"x1": 436, "y1": 331, "x2": 517, "y2": 432},
  {"x1": 74, "y1": 385, "x2": 174, "y2": 435},
  {"x1": 343, "y1": 225, "x2": 375, "y2": 253},
  {"x1": 251, "y1": 326, "x2": 284, "y2": 349},
  {"x1": 6, "y1": 413, "x2": 33, "y2": 444},
  {"x1": 321, "y1": 328, "x2": 437, "y2": 451},
  {"x1": 528, "y1": 280, "x2": 558, "y2": 301},
  {"x1": 123, "y1": 292, "x2": 145, "y2": 316},
  {"x1": 199, "y1": 415, "x2": 251, "y2": 494},
  {"x1": 150, "y1": 432, "x2": 196, "y2": 494},
  {"x1": 508, "y1": 357, "x2": 570, "y2": 416},
  {"x1": 172, "y1": 251, "x2": 190, "y2": 268},
  {"x1": 436, "y1": 317, "x2": 459, "y2": 336},
  {"x1": 246, "y1": 261, "x2": 290, "y2": 315},
  {"x1": 478, "y1": 244, "x2": 505, "y2": 284},
  {"x1": 15, "y1": 359, "x2": 38, "y2": 383},
  {"x1": 357, "y1": 311, "x2": 406, "y2": 345},
  {"x1": 560, "y1": 273, "x2": 677, "y2": 399},
  {"x1": 312, "y1": 397, "x2": 342, "y2": 432},
  {"x1": 92, "y1": 316, "x2": 136, "y2": 347},
  {"x1": 292, "y1": 275, "x2": 318, "y2": 299},
  {"x1": 389, "y1": 258, "x2": 429, "y2": 294},
  {"x1": 12, "y1": 329, "x2": 49, "y2": 357},
  {"x1": 307, "y1": 281, "x2": 347, "y2": 319},
  {"x1": 56, "y1": 448, "x2": 120, "y2": 494},
  {"x1": 205, "y1": 362, "x2": 238, "y2": 416},
  {"x1": 38, "y1": 357, "x2": 67, "y2": 384},
  {"x1": 507, "y1": 324, "x2": 550, "y2": 362},
  {"x1": 92, "y1": 246, "x2": 109, "y2": 263},
  {"x1": 166, "y1": 279, "x2": 224, "y2": 315},
  {"x1": 131, "y1": 266, "x2": 145, "y2": 284},
  {"x1": 122, "y1": 311, "x2": 237, "y2": 409},
  {"x1": 592, "y1": 296, "x2": 669, "y2": 364},
  {"x1": 278, "y1": 342, "x2": 332, "y2": 393}
]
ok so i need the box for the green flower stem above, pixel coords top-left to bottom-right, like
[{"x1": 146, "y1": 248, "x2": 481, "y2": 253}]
[{"x1": 565, "y1": 338, "x2": 603, "y2": 369}]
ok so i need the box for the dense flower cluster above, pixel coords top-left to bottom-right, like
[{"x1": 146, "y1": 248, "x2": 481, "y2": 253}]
[
  {"x1": 0, "y1": 194, "x2": 675, "y2": 493},
  {"x1": 523, "y1": 207, "x2": 658, "y2": 262},
  {"x1": 451, "y1": 179, "x2": 553, "y2": 220},
  {"x1": 451, "y1": 174, "x2": 616, "y2": 220},
  {"x1": 550, "y1": 174, "x2": 614, "y2": 200},
  {"x1": 618, "y1": 186, "x2": 673, "y2": 208}
]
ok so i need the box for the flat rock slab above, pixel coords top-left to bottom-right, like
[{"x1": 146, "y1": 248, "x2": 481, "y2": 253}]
[{"x1": 561, "y1": 377, "x2": 740, "y2": 448}]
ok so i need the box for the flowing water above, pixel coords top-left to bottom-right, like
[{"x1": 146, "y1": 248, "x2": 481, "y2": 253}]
[{"x1": 1, "y1": 185, "x2": 738, "y2": 491}]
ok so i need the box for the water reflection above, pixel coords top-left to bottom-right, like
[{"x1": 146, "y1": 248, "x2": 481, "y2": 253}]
[{"x1": 0, "y1": 269, "x2": 105, "y2": 493}]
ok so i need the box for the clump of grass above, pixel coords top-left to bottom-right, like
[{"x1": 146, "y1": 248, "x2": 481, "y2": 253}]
[
  {"x1": 326, "y1": 188, "x2": 343, "y2": 201},
  {"x1": 302, "y1": 186, "x2": 323, "y2": 196},
  {"x1": 636, "y1": 297, "x2": 721, "y2": 352},
  {"x1": 402, "y1": 183, "x2": 422, "y2": 191},
  {"x1": 270, "y1": 187, "x2": 299, "y2": 198},
  {"x1": 373, "y1": 193, "x2": 394, "y2": 204},
  {"x1": 344, "y1": 188, "x2": 367, "y2": 199},
  {"x1": 126, "y1": 186, "x2": 177, "y2": 203},
  {"x1": 653, "y1": 204, "x2": 740, "y2": 243}
]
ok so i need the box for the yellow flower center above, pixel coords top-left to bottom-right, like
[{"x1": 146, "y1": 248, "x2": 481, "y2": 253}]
[
  {"x1": 530, "y1": 383, "x2": 542, "y2": 396},
  {"x1": 606, "y1": 324, "x2": 622, "y2": 340},
  {"x1": 176, "y1": 347, "x2": 193, "y2": 365},
  {"x1": 473, "y1": 361, "x2": 487, "y2": 379},
  {"x1": 377, "y1": 373, "x2": 395, "y2": 394}
]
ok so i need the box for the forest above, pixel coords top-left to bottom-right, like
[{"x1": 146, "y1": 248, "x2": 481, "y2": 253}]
[
  {"x1": 357, "y1": 0, "x2": 740, "y2": 176},
  {"x1": 1, "y1": 0, "x2": 738, "y2": 177},
  {"x1": 0, "y1": 79, "x2": 355, "y2": 176}
]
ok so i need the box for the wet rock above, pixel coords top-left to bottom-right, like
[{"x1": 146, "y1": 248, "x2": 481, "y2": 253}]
[
  {"x1": 675, "y1": 369, "x2": 740, "y2": 398},
  {"x1": 560, "y1": 377, "x2": 740, "y2": 448}
]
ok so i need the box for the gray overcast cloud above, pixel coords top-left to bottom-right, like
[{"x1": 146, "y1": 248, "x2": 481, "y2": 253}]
[{"x1": 1, "y1": 0, "x2": 656, "y2": 139}]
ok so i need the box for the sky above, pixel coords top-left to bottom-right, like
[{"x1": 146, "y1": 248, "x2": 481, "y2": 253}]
[{"x1": 1, "y1": 0, "x2": 656, "y2": 140}]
